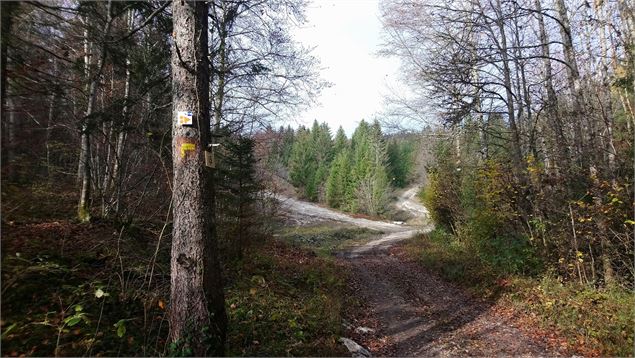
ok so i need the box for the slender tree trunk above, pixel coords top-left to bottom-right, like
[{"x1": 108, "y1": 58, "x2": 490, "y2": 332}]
[
  {"x1": 46, "y1": 59, "x2": 59, "y2": 180},
  {"x1": 495, "y1": 0, "x2": 522, "y2": 168},
  {"x1": 106, "y1": 9, "x2": 134, "y2": 217},
  {"x1": 2, "y1": 2, "x2": 17, "y2": 179},
  {"x1": 555, "y1": 0, "x2": 585, "y2": 168},
  {"x1": 534, "y1": 0, "x2": 569, "y2": 174},
  {"x1": 594, "y1": 3, "x2": 618, "y2": 286},
  {"x1": 6, "y1": 97, "x2": 16, "y2": 178},
  {"x1": 590, "y1": 167, "x2": 616, "y2": 286},
  {"x1": 0, "y1": 2, "x2": 16, "y2": 114},
  {"x1": 78, "y1": 19, "x2": 91, "y2": 182},
  {"x1": 594, "y1": 1, "x2": 618, "y2": 188},
  {"x1": 78, "y1": 0, "x2": 113, "y2": 222},
  {"x1": 214, "y1": 27, "x2": 227, "y2": 131},
  {"x1": 169, "y1": 1, "x2": 226, "y2": 354}
]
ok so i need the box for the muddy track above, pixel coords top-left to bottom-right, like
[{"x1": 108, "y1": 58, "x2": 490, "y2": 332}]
[{"x1": 278, "y1": 188, "x2": 552, "y2": 356}]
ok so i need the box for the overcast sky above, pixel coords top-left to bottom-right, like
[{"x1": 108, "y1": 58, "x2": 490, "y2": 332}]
[{"x1": 291, "y1": 0, "x2": 403, "y2": 136}]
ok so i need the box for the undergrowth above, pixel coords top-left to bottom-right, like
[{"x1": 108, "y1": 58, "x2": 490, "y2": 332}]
[
  {"x1": 1, "y1": 184, "x2": 349, "y2": 356},
  {"x1": 225, "y1": 240, "x2": 347, "y2": 356},
  {"x1": 406, "y1": 229, "x2": 635, "y2": 356}
]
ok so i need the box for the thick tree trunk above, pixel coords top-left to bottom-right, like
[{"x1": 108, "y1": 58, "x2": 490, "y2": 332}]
[{"x1": 169, "y1": 1, "x2": 226, "y2": 355}]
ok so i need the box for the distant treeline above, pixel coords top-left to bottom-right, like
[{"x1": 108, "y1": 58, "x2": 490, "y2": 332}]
[{"x1": 263, "y1": 120, "x2": 416, "y2": 216}]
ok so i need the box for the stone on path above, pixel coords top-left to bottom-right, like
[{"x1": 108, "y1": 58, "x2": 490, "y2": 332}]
[{"x1": 339, "y1": 337, "x2": 372, "y2": 357}]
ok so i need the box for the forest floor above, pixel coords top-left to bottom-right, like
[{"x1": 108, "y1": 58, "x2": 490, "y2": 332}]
[
  {"x1": 3, "y1": 181, "x2": 628, "y2": 356},
  {"x1": 280, "y1": 187, "x2": 563, "y2": 357}
]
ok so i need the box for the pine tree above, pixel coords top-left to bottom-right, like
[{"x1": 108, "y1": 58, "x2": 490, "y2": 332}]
[
  {"x1": 346, "y1": 120, "x2": 371, "y2": 212},
  {"x1": 288, "y1": 126, "x2": 317, "y2": 199},
  {"x1": 280, "y1": 125, "x2": 295, "y2": 166},
  {"x1": 333, "y1": 126, "x2": 348, "y2": 155},
  {"x1": 325, "y1": 149, "x2": 351, "y2": 208},
  {"x1": 216, "y1": 135, "x2": 260, "y2": 259},
  {"x1": 387, "y1": 138, "x2": 415, "y2": 188},
  {"x1": 289, "y1": 121, "x2": 333, "y2": 202}
]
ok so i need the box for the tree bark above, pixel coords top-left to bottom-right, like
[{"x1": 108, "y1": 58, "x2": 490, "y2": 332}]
[
  {"x1": 106, "y1": 8, "x2": 134, "y2": 217},
  {"x1": 494, "y1": 0, "x2": 523, "y2": 168},
  {"x1": 169, "y1": 1, "x2": 226, "y2": 355},
  {"x1": 555, "y1": 0, "x2": 585, "y2": 167},
  {"x1": 46, "y1": 59, "x2": 59, "y2": 180},
  {"x1": 534, "y1": 0, "x2": 569, "y2": 174},
  {"x1": 78, "y1": 0, "x2": 113, "y2": 222},
  {"x1": 2, "y1": 2, "x2": 18, "y2": 179}
]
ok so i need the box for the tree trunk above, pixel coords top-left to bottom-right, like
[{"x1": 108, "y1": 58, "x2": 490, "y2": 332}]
[
  {"x1": 494, "y1": 0, "x2": 523, "y2": 168},
  {"x1": 6, "y1": 97, "x2": 16, "y2": 179},
  {"x1": 169, "y1": 1, "x2": 226, "y2": 355},
  {"x1": 534, "y1": 0, "x2": 569, "y2": 175},
  {"x1": 46, "y1": 59, "x2": 59, "y2": 180},
  {"x1": 78, "y1": 0, "x2": 113, "y2": 222},
  {"x1": 594, "y1": 1, "x2": 618, "y2": 188},
  {"x1": 2, "y1": 2, "x2": 17, "y2": 179},
  {"x1": 555, "y1": 0, "x2": 585, "y2": 167},
  {"x1": 78, "y1": 19, "x2": 91, "y2": 182},
  {"x1": 0, "y1": 2, "x2": 16, "y2": 112},
  {"x1": 106, "y1": 9, "x2": 134, "y2": 217}
]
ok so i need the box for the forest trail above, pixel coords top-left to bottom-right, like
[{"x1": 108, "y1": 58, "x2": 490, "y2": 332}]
[{"x1": 279, "y1": 188, "x2": 552, "y2": 357}]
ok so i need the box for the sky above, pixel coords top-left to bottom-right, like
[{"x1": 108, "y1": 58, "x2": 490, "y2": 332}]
[{"x1": 291, "y1": 0, "x2": 403, "y2": 136}]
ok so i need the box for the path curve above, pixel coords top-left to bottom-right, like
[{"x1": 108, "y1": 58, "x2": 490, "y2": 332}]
[{"x1": 277, "y1": 188, "x2": 551, "y2": 357}]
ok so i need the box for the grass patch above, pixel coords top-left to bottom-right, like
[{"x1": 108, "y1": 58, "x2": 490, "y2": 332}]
[
  {"x1": 278, "y1": 224, "x2": 381, "y2": 257},
  {"x1": 225, "y1": 240, "x2": 347, "y2": 356},
  {"x1": 404, "y1": 228, "x2": 499, "y2": 296},
  {"x1": 405, "y1": 228, "x2": 635, "y2": 356},
  {"x1": 507, "y1": 276, "x2": 634, "y2": 357}
]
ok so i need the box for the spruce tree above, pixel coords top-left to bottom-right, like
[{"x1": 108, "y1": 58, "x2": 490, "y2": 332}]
[
  {"x1": 333, "y1": 126, "x2": 348, "y2": 155},
  {"x1": 289, "y1": 126, "x2": 314, "y2": 189},
  {"x1": 325, "y1": 149, "x2": 351, "y2": 208}
]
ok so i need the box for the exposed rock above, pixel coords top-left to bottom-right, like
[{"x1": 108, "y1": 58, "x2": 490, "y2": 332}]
[{"x1": 339, "y1": 337, "x2": 372, "y2": 357}]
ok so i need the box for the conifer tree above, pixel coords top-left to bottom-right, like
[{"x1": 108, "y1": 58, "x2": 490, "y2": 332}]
[
  {"x1": 288, "y1": 126, "x2": 317, "y2": 198},
  {"x1": 387, "y1": 138, "x2": 415, "y2": 188},
  {"x1": 280, "y1": 125, "x2": 295, "y2": 166},
  {"x1": 333, "y1": 126, "x2": 348, "y2": 155},
  {"x1": 325, "y1": 149, "x2": 351, "y2": 208},
  {"x1": 289, "y1": 121, "x2": 333, "y2": 201}
]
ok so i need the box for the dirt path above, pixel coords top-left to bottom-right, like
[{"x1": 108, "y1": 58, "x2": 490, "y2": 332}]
[
  {"x1": 343, "y1": 245, "x2": 550, "y2": 356},
  {"x1": 278, "y1": 188, "x2": 551, "y2": 356}
]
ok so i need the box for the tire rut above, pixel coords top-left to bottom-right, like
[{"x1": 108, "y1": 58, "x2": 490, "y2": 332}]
[{"x1": 341, "y1": 245, "x2": 552, "y2": 357}]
